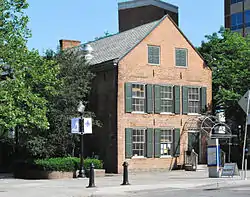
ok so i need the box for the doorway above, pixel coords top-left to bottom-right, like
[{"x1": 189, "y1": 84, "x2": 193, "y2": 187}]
[{"x1": 188, "y1": 131, "x2": 199, "y2": 155}]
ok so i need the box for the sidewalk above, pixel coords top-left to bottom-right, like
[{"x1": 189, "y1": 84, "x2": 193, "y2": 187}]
[{"x1": 0, "y1": 170, "x2": 246, "y2": 197}]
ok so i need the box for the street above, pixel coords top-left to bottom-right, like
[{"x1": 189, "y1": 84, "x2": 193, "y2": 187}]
[
  {"x1": 1, "y1": 170, "x2": 250, "y2": 197},
  {"x1": 126, "y1": 186, "x2": 250, "y2": 197}
]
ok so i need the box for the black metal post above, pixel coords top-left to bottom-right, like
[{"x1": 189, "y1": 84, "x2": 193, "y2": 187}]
[
  {"x1": 78, "y1": 115, "x2": 85, "y2": 178},
  {"x1": 87, "y1": 163, "x2": 96, "y2": 188},
  {"x1": 228, "y1": 138, "x2": 231, "y2": 163},
  {"x1": 121, "y1": 161, "x2": 130, "y2": 185},
  {"x1": 243, "y1": 0, "x2": 246, "y2": 37}
]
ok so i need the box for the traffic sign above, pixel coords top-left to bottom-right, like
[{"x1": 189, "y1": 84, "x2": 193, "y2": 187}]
[
  {"x1": 71, "y1": 118, "x2": 80, "y2": 134},
  {"x1": 84, "y1": 118, "x2": 92, "y2": 134},
  {"x1": 238, "y1": 90, "x2": 250, "y2": 114}
]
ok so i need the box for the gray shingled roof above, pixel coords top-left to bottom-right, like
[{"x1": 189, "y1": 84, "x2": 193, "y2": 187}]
[{"x1": 85, "y1": 19, "x2": 161, "y2": 65}]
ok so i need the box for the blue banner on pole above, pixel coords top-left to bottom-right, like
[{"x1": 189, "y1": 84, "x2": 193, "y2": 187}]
[{"x1": 71, "y1": 118, "x2": 80, "y2": 134}]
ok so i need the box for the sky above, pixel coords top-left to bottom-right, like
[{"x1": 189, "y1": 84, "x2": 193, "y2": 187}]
[{"x1": 26, "y1": 0, "x2": 224, "y2": 54}]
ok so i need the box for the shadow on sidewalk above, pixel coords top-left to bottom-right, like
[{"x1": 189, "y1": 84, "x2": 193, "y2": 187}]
[{"x1": 0, "y1": 173, "x2": 13, "y2": 179}]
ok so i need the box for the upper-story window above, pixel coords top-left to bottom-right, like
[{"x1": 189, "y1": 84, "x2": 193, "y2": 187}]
[
  {"x1": 160, "y1": 86, "x2": 173, "y2": 113},
  {"x1": 188, "y1": 87, "x2": 200, "y2": 114},
  {"x1": 245, "y1": 10, "x2": 250, "y2": 26},
  {"x1": 231, "y1": 12, "x2": 243, "y2": 30},
  {"x1": 148, "y1": 45, "x2": 160, "y2": 65},
  {"x1": 231, "y1": 0, "x2": 243, "y2": 4},
  {"x1": 132, "y1": 84, "x2": 145, "y2": 112},
  {"x1": 175, "y1": 48, "x2": 188, "y2": 67}
]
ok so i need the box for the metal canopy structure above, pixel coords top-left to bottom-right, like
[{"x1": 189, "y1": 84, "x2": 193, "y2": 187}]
[
  {"x1": 183, "y1": 115, "x2": 235, "y2": 139},
  {"x1": 183, "y1": 115, "x2": 237, "y2": 164}
]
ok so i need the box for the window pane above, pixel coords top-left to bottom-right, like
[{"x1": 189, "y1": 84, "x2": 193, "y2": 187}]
[
  {"x1": 148, "y1": 46, "x2": 160, "y2": 64},
  {"x1": 132, "y1": 129, "x2": 145, "y2": 156},
  {"x1": 160, "y1": 86, "x2": 173, "y2": 113},
  {"x1": 176, "y1": 49, "x2": 187, "y2": 67},
  {"x1": 188, "y1": 87, "x2": 200, "y2": 113},
  {"x1": 160, "y1": 129, "x2": 173, "y2": 156},
  {"x1": 132, "y1": 84, "x2": 145, "y2": 112}
]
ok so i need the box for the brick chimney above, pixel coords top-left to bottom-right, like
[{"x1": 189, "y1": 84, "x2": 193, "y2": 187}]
[{"x1": 59, "y1": 39, "x2": 81, "y2": 50}]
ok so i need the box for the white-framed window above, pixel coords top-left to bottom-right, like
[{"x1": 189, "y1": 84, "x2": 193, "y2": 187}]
[
  {"x1": 188, "y1": 87, "x2": 200, "y2": 114},
  {"x1": 160, "y1": 86, "x2": 173, "y2": 113},
  {"x1": 175, "y1": 48, "x2": 187, "y2": 67},
  {"x1": 148, "y1": 45, "x2": 160, "y2": 65},
  {"x1": 132, "y1": 84, "x2": 145, "y2": 112},
  {"x1": 132, "y1": 129, "x2": 145, "y2": 157},
  {"x1": 160, "y1": 129, "x2": 173, "y2": 156}
]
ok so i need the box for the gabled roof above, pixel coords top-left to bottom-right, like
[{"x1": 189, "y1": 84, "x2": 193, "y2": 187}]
[
  {"x1": 84, "y1": 15, "x2": 205, "y2": 66},
  {"x1": 85, "y1": 19, "x2": 162, "y2": 65}
]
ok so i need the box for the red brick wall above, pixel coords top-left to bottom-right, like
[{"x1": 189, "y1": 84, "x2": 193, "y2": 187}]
[
  {"x1": 88, "y1": 65, "x2": 118, "y2": 173},
  {"x1": 59, "y1": 40, "x2": 81, "y2": 50},
  {"x1": 116, "y1": 17, "x2": 212, "y2": 173},
  {"x1": 119, "y1": 5, "x2": 178, "y2": 32}
]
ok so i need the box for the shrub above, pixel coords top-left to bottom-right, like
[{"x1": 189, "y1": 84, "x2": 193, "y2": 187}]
[
  {"x1": 34, "y1": 157, "x2": 77, "y2": 172},
  {"x1": 13, "y1": 157, "x2": 103, "y2": 172}
]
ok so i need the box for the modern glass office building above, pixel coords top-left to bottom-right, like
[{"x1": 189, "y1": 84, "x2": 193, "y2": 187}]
[{"x1": 225, "y1": 0, "x2": 250, "y2": 35}]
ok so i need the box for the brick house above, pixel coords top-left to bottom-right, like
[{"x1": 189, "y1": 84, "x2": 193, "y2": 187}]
[{"x1": 60, "y1": 15, "x2": 212, "y2": 173}]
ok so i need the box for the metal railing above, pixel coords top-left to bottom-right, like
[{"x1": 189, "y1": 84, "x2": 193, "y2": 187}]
[{"x1": 185, "y1": 149, "x2": 198, "y2": 171}]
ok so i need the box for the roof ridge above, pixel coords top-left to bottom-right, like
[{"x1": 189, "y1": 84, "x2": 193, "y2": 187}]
[{"x1": 83, "y1": 19, "x2": 161, "y2": 46}]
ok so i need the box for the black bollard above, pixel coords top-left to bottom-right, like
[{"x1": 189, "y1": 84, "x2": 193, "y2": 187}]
[
  {"x1": 87, "y1": 163, "x2": 96, "y2": 188},
  {"x1": 121, "y1": 161, "x2": 130, "y2": 185}
]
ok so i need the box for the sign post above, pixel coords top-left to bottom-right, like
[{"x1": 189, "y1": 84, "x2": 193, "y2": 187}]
[
  {"x1": 71, "y1": 116, "x2": 92, "y2": 178},
  {"x1": 238, "y1": 90, "x2": 250, "y2": 180},
  {"x1": 71, "y1": 118, "x2": 92, "y2": 135},
  {"x1": 207, "y1": 138, "x2": 220, "y2": 178}
]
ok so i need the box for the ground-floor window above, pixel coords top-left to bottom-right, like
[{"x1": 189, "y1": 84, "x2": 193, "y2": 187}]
[
  {"x1": 160, "y1": 129, "x2": 173, "y2": 156},
  {"x1": 125, "y1": 128, "x2": 180, "y2": 158},
  {"x1": 132, "y1": 129, "x2": 145, "y2": 157}
]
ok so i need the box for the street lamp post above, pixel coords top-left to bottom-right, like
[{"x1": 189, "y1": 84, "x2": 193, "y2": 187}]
[{"x1": 77, "y1": 101, "x2": 85, "y2": 178}]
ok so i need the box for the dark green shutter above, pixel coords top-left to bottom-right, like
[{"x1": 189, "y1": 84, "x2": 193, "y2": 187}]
[
  {"x1": 173, "y1": 128, "x2": 180, "y2": 156},
  {"x1": 154, "y1": 85, "x2": 161, "y2": 113},
  {"x1": 154, "y1": 129, "x2": 161, "y2": 158},
  {"x1": 174, "y1": 86, "x2": 180, "y2": 114},
  {"x1": 147, "y1": 85, "x2": 153, "y2": 113},
  {"x1": 125, "y1": 83, "x2": 132, "y2": 113},
  {"x1": 182, "y1": 86, "x2": 188, "y2": 114},
  {"x1": 201, "y1": 87, "x2": 207, "y2": 114},
  {"x1": 147, "y1": 128, "x2": 154, "y2": 158},
  {"x1": 125, "y1": 128, "x2": 133, "y2": 158}
]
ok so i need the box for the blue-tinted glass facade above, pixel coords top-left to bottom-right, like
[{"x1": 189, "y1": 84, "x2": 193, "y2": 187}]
[
  {"x1": 231, "y1": 0, "x2": 244, "y2": 4},
  {"x1": 231, "y1": 10, "x2": 250, "y2": 30}
]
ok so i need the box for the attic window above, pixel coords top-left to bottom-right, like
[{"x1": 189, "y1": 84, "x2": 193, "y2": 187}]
[
  {"x1": 175, "y1": 48, "x2": 188, "y2": 67},
  {"x1": 148, "y1": 45, "x2": 160, "y2": 65}
]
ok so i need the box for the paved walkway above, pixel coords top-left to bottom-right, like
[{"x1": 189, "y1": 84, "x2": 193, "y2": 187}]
[{"x1": 0, "y1": 170, "x2": 247, "y2": 197}]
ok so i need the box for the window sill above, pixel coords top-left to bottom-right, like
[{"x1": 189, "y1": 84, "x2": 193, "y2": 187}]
[
  {"x1": 175, "y1": 65, "x2": 188, "y2": 69},
  {"x1": 131, "y1": 111, "x2": 147, "y2": 114},
  {"x1": 148, "y1": 63, "x2": 160, "y2": 66},
  {"x1": 160, "y1": 112, "x2": 174, "y2": 115},
  {"x1": 187, "y1": 113, "x2": 200, "y2": 116},
  {"x1": 131, "y1": 156, "x2": 145, "y2": 159},
  {"x1": 160, "y1": 156, "x2": 172, "y2": 158}
]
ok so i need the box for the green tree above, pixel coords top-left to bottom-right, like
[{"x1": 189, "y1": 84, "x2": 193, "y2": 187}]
[
  {"x1": 0, "y1": 0, "x2": 60, "y2": 164},
  {"x1": 198, "y1": 28, "x2": 250, "y2": 128},
  {"x1": 0, "y1": 0, "x2": 60, "y2": 133},
  {"x1": 31, "y1": 48, "x2": 99, "y2": 158}
]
